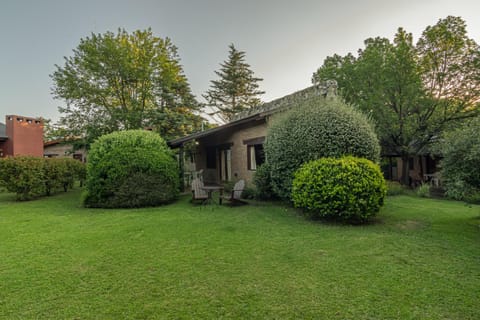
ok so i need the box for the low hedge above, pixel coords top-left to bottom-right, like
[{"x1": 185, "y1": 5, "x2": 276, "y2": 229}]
[
  {"x1": 0, "y1": 156, "x2": 86, "y2": 201},
  {"x1": 292, "y1": 156, "x2": 386, "y2": 223}
]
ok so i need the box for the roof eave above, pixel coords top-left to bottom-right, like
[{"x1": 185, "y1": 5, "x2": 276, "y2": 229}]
[{"x1": 168, "y1": 113, "x2": 265, "y2": 148}]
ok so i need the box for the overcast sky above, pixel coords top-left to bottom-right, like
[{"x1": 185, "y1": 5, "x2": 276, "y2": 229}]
[{"x1": 1, "y1": 0, "x2": 479, "y2": 123}]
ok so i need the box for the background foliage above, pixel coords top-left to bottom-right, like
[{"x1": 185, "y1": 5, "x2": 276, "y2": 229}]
[
  {"x1": 313, "y1": 16, "x2": 480, "y2": 184},
  {"x1": 264, "y1": 96, "x2": 380, "y2": 201},
  {"x1": 83, "y1": 130, "x2": 179, "y2": 208},
  {"x1": 435, "y1": 117, "x2": 480, "y2": 202}
]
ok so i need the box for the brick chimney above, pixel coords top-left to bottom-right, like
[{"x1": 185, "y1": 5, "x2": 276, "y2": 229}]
[{"x1": 2, "y1": 115, "x2": 44, "y2": 157}]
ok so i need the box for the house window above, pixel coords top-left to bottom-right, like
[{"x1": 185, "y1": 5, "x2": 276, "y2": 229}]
[
  {"x1": 244, "y1": 137, "x2": 265, "y2": 171},
  {"x1": 247, "y1": 144, "x2": 265, "y2": 170},
  {"x1": 206, "y1": 147, "x2": 216, "y2": 169}
]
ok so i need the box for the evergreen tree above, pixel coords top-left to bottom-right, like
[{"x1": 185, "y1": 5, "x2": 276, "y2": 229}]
[{"x1": 204, "y1": 44, "x2": 264, "y2": 122}]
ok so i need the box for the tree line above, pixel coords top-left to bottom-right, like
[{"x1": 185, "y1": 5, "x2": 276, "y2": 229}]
[
  {"x1": 50, "y1": 30, "x2": 264, "y2": 147},
  {"x1": 50, "y1": 17, "x2": 479, "y2": 188},
  {"x1": 313, "y1": 16, "x2": 480, "y2": 185}
]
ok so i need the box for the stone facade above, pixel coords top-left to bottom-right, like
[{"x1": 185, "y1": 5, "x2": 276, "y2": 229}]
[
  {"x1": 194, "y1": 119, "x2": 267, "y2": 184},
  {"x1": 44, "y1": 140, "x2": 87, "y2": 162}
]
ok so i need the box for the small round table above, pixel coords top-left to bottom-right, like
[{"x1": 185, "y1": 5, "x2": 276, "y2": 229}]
[{"x1": 201, "y1": 185, "x2": 224, "y2": 205}]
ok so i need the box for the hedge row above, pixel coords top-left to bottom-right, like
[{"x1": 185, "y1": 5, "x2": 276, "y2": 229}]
[{"x1": 0, "y1": 156, "x2": 86, "y2": 200}]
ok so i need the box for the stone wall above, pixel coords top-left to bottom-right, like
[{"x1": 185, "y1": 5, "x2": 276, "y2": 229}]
[{"x1": 195, "y1": 119, "x2": 267, "y2": 185}]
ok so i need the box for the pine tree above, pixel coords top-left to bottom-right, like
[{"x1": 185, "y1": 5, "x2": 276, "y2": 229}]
[{"x1": 204, "y1": 44, "x2": 265, "y2": 122}]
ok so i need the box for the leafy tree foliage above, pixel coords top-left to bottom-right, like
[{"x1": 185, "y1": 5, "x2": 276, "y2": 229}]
[
  {"x1": 204, "y1": 44, "x2": 264, "y2": 122},
  {"x1": 292, "y1": 156, "x2": 386, "y2": 223},
  {"x1": 313, "y1": 16, "x2": 480, "y2": 184},
  {"x1": 51, "y1": 29, "x2": 203, "y2": 146},
  {"x1": 435, "y1": 117, "x2": 480, "y2": 202},
  {"x1": 264, "y1": 96, "x2": 380, "y2": 201},
  {"x1": 83, "y1": 130, "x2": 179, "y2": 208}
]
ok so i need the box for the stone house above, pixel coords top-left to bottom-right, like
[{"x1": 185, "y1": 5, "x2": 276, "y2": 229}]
[
  {"x1": 169, "y1": 80, "x2": 440, "y2": 189},
  {"x1": 168, "y1": 83, "x2": 336, "y2": 187},
  {"x1": 44, "y1": 139, "x2": 87, "y2": 162}
]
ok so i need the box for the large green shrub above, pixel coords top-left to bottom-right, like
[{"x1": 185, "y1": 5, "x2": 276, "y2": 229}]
[
  {"x1": 264, "y1": 96, "x2": 380, "y2": 200},
  {"x1": 0, "y1": 156, "x2": 46, "y2": 200},
  {"x1": 83, "y1": 130, "x2": 179, "y2": 208},
  {"x1": 436, "y1": 117, "x2": 480, "y2": 203},
  {"x1": 292, "y1": 156, "x2": 386, "y2": 223}
]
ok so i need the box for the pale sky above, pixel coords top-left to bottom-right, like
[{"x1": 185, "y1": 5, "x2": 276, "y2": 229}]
[{"x1": 1, "y1": 0, "x2": 479, "y2": 123}]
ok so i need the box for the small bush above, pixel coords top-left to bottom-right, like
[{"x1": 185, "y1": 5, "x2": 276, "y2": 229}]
[
  {"x1": 253, "y1": 163, "x2": 274, "y2": 200},
  {"x1": 84, "y1": 130, "x2": 179, "y2": 208},
  {"x1": 416, "y1": 184, "x2": 431, "y2": 198},
  {"x1": 241, "y1": 186, "x2": 256, "y2": 200},
  {"x1": 292, "y1": 156, "x2": 386, "y2": 223},
  {"x1": 265, "y1": 96, "x2": 380, "y2": 201},
  {"x1": 386, "y1": 181, "x2": 411, "y2": 196}
]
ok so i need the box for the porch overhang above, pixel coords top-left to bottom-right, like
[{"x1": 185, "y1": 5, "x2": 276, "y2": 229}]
[{"x1": 168, "y1": 113, "x2": 266, "y2": 148}]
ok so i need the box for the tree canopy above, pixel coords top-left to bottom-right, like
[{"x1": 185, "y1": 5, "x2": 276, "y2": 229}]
[
  {"x1": 51, "y1": 28, "x2": 203, "y2": 146},
  {"x1": 203, "y1": 44, "x2": 264, "y2": 123},
  {"x1": 312, "y1": 16, "x2": 480, "y2": 184}
]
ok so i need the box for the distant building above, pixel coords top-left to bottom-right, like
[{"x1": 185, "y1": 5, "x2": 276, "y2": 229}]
[
  {"x1": 44, "y1": 139, "x2": 87, "y2": 162},
  {"x1": 0, "y1": 115, "x2": 44, "y2": 158}
]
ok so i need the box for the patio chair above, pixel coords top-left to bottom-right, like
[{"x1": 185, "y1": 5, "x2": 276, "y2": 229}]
[
  {"x1": 191, "y1": 178, "x2": 208, "y2": 203},
  {"x1": 224, "y1": 179, "x2": 247, "y2": 205}
]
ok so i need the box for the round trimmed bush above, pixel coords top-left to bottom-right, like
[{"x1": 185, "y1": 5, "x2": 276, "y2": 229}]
[
  {"x1": 264, "y1": 96, "x2": 380, "y2": 200},
  {"x1": 292, "y1": 156, "x2": 386, "y2": 223},
  {"x1": 83, "y1": 130, "x2": 179, "y2": 208}
]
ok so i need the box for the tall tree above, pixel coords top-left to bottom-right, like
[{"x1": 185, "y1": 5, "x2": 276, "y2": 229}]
[
  {"x1": 313, "y1": 17, "x2": 480, "y2": 185},
  {"x1": 51, "y1": 28, "x2": 203, "y2": 146},
  {"x1": 204, "y1": 44, "x2": 264, "y2": 123},
  {"x1": 417, "y1": 16, "x2": 480, "y2": 126}
]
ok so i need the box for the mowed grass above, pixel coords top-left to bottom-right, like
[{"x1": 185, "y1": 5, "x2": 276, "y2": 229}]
[{"x1": 0, "y1": 189, "x2": 479, "y2": 319}]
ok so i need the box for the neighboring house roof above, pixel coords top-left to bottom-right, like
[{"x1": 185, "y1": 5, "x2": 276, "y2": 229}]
[
  {"x1": 168, "y1": 83, "x2": 335, "y2": 148},
  {"x1": 44, "y1": 139, "x2": 63, "y2": 147},
  {"x1": 0, "y1": 122, "x2": 8, "y2": 141}
]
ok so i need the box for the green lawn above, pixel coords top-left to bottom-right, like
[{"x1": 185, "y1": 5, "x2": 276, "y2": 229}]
[{"x1": 0, "y1": 189, "x2": 479, "y2": 319}]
